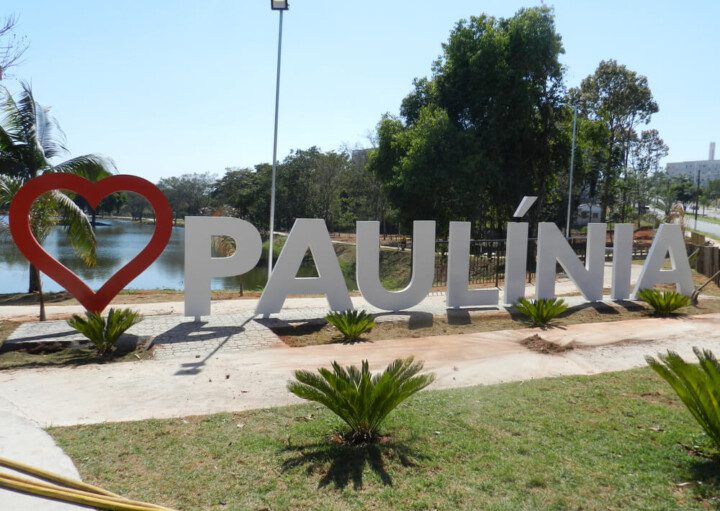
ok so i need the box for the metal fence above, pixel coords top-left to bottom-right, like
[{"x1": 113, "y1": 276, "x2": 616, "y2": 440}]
[{"x1": 431, "y1": 237, "x2": 651, "y2": 288}]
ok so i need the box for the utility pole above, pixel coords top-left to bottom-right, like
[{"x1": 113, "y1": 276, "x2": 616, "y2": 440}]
[
  {"x1": 565, "y1": 106, "x2": 577, "y2": 237},
  {"x1": 694, "y1": 167, "x2": 701, "y2": 231}
]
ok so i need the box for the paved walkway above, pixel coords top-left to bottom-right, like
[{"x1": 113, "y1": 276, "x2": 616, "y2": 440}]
[
  {"x1": 2, "y1": 263, "x2": 645, "y2": 360},
  {"x1": 0, "y1": 313, "x2": 718, "y2": 427},
  {"x1": 0, "y1": 262, "x2": 643, "y2": 322},
  {"x1": 5, "y1": 293, "x2": 625, "y2": 360}
]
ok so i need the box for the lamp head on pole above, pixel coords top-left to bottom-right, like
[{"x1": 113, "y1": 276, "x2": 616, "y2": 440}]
[{"x1": 271, "y1": 0, "x2": 289, "y2": 10}]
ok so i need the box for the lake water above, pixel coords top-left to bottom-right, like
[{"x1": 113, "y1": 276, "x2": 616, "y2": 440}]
[{"x1": 0, "y1": 219, "x2": 334, "y2": 294}]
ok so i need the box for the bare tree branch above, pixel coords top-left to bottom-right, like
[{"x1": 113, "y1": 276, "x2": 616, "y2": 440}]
[{"x1": 0, "y1": 14, "x2": 28, "y2": 81}]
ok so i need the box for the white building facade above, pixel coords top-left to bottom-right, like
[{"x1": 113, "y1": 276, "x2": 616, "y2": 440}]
[{"x1": 665, "y1": 142, "x2": 720, "y2": 185}]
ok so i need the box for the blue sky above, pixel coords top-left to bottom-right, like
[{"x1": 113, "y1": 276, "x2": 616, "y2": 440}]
[{"x1": 3, "y1": 0, "x2": 719, "y2": 181}]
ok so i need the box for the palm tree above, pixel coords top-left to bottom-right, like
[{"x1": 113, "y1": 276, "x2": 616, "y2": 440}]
[{"x1": 0, "y1": 83, "x2": 115, "y2": 320}]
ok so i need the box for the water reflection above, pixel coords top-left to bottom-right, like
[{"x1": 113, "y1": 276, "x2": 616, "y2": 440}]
[{"x1": 0, "y1": 219, "x2": 357, "y2": 294}]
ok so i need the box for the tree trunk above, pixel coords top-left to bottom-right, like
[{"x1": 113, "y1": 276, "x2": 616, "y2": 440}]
[
  {"x1": 28, "y1": 264, "x2": 41, "y2": 293},
  {"x1": 91, "y1": 209, "x2": 97, "y2": 228},
  {"x1": 29, "y1": 265, "x2": 46, "y2": 320},
  {"x1": 38, "y1": 277, "x2": 46, "y2": 322},
  {"x1": 600, "y1": 182, "x2": 611, "y2": 223}
]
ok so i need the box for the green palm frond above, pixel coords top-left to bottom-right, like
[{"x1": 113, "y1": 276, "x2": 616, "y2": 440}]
[
  {"x1": 34, "y1": 102, "x2": 67, "y2": 159},
  {"x1": 28, "y1": 192, "x2": 60, "y2": 242},
  {"x1": 288, "y1": 357, "x2": 435, "y2": 443},
  {"x1": 67, "y1": 308, "x2": 141, "y2": 356},
  {"x1": 0, "y1": 174, "x2": 22, "y2": 208},
  {"x1": 0, "y1": 117, "x2": 16, "y2": 150},
  {"x1": 51, "y1": 190, "x2": 97, "y2": 267},
  {"x1": 0, "y1": 175, "x2": 22, "y2": 240},
  {"x1": 0, "y1": 84, "x2": 23, "y2": 138},
  {"x1": 51, "y1": 154, "x2": 116, "y2": 180},
  {"x1": 647, "y1": 348, "x2": 720, "y2": 448},
  {"x1": 325, "y1": 310, "x2": 376, "y2": 342},
  {"x1": 637, "y1": 288, "x2": 690, "y2": 316},
  {"x1": 14, "y1": 83, "x2": 44, "y2": 160},
  {"x1": 514, "y1": 297, "x2": 568, "y2": 326}
]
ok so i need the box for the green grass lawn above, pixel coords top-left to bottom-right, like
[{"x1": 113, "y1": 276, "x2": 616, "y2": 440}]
[{"x1": 49, "y1": 368, "x2": 720, "y2": 510}]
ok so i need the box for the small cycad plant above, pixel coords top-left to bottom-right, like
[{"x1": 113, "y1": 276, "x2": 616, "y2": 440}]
[
  {"x1": 325, "y1": 310, "x2": 376, "y2": 342},
  {"x1": 288, "y1": 357, "x2": 435, "y2": 444},
  {"x1": 514, "y1": 297, "x2": 568, "y2": 327},
  {"x1": 637, "y1": 288, "x2": 690, "y2": 316},
  {"x1": 647, "y1": 348, "x2": 720, "y2": 449},
  {"x1": 67, "y1": 308, "x2": 141, "y2": 356}
]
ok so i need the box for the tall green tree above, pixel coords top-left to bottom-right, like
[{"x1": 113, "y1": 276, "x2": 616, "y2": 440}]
[
  {"x1": 627, "y1": 129, "x2": 668, "y2": 223},
  {"x1": 369, "y1": 7, "x2": 567, "y2": 234},
  {"x1": 570, "y1": 60, "x2": 658, "y2": 222},
  {"x1": 0, "y1": 83, "x2": 114, "y2": 318}
]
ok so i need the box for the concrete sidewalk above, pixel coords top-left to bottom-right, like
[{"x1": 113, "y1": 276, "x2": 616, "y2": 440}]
[
  {"x1": 0, "y1": 313, "x2": 717, "y2": 427},
  {"x1": 0, "y1": 398, "x2": 84, "y2": 510}
]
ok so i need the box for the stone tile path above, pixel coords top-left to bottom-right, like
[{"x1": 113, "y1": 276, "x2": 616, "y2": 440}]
[
  {"x1": 5, "y1": 313, "x2": 281, "y2": 360},
  {"x1": 4, "y1": 293, "x2": 600, "y2": 360}
]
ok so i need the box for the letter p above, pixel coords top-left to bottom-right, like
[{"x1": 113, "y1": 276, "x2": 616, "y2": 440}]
[{"x1": 184, "y1": 217, "x2": 262, "y2": 318}]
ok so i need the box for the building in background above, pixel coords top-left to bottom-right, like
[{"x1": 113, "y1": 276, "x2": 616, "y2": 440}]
[{"x1": 666, "y1": 142, "x2": 720, "y2": 185}]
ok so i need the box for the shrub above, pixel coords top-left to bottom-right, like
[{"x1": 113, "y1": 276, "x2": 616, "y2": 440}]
[
  {"x1": 514, "y1": 298, "x2": 568, "y2": 326},
  {"x1": 287, "y1": 357, "x2": 435, "y2": 444},
  {"x1": 325, "y1": 310, "x2": 375, "y2": 342},
  {"x1": 637, "y1": 288, "x2": 691, "y2": 316},
  {"x1": 67, "y1": 308, "x2": 140, "y2": 356},
  {"x1": 647, "y1": 348, "x2": 720, "y2": 449}
]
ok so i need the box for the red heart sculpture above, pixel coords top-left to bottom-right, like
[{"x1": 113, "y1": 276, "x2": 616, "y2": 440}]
[{"x1": 9, "y1": 174, "x2": 173, "y2": 313}]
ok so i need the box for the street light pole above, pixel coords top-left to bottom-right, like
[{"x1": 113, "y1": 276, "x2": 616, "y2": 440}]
[
  {"x1": 268, "y1": 1, "x2": 287, "y2": 276},
  {"x1": 694, "y1": 167, "x2": 701, "y2": 231},
  {"x1": 565, "y1": 106, "x2": 577, "y2": 238}
]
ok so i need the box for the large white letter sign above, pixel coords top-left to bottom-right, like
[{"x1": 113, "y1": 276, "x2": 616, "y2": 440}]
[
  {"x1": 447, "y1": 222, "x2": 498, "y2": 308},
  {"x1": 185, "y1": 216, "x2": 262, "y2": 318},
  {"x1": 256, "y1": 219, "x2": 352, "y2": 315},
  {"x1": 536, "y1": 222, "x2": 607, "y2": 301},
  {"x1": 611, "y1": 223, "x2": 634, "y2": 300},
  {"x1": 503, "y1": 222, "x2": 529, "y2": 305},
  {"x1": 632, "y1": 223, "x2": 694, "y2": 297},
  {"x1": 356, "y1": 220, "x2": 435, "y2": 311}
]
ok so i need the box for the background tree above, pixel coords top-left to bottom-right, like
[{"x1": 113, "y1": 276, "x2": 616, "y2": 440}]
[
  {"x1": 209, "y1": 147, "x2": 389, "y2": 234},
  {"x1": 570, "y1": 60, "x2": 658, "y2": 222},
  {"x1": 211, "y1": 166, "x2": 268, "y2": 227},
  {"x1": 126, "y1": 192, "x2": 149, "y2": 221},
  {"x1": 368, "y1": 7, "x2": 567, "y2": 235},
  {"x1": 704, "y1": 178, "x2": 720, "y2": 208},
  {"x1": 651, "y1": 174, "x2": 695, "y2": 220},
  {"x1": 157, "y1": 172, "x2": 216, "y2": 224},
  {"x1": 627, "y1": 129, "x2": 668, "y2": 224}
]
